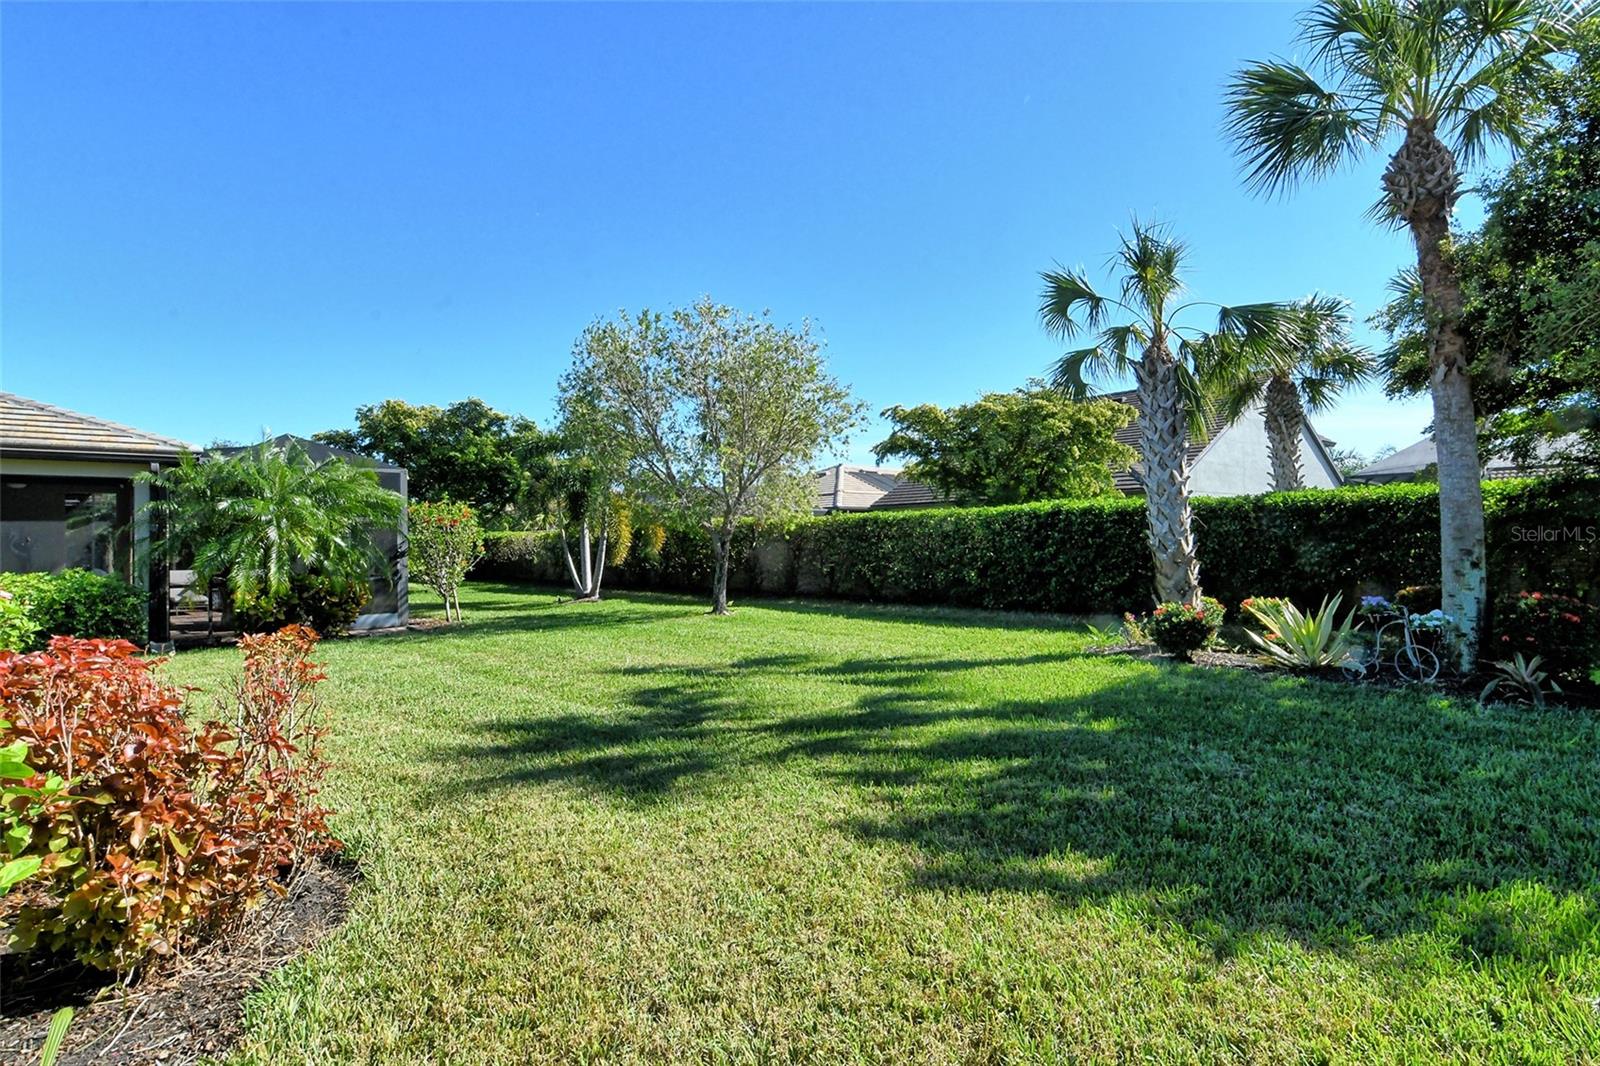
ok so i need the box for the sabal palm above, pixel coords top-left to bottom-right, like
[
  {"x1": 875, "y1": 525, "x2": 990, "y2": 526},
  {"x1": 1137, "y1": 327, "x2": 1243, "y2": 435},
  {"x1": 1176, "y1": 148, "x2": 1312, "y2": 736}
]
[
  {"x1": 148, "y1": 441, "x2": 402, "y2": 605},
  {"x1": 1207, "y1": 295, "x2": 1373, "y2": 491},
  {"x1": 1040, "y1": 221, "x2": 1292, "y2": 606},
  {"x1": 1225, "y1": 0, "x2": 1591, "y2": 665}
]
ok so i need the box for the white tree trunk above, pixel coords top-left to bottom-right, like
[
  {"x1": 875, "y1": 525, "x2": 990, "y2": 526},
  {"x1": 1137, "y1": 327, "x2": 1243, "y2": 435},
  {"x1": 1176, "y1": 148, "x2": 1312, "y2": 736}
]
[{"x1": 1390, "y1": 122, "x2": 1486, "y2": 669}]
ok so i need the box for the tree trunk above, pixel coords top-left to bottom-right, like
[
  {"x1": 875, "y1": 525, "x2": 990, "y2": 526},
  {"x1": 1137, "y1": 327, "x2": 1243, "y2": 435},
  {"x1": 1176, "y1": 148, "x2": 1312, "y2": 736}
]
[
  {"x1": 1136, "y1": 346, "x2": 1202, "y2": 607},
  {"x1": 591, "y1": 529, "x2": 608, "y2": 600},
  {"x1": 579, "y1": 518, "x2": 594, "y2": 597},
  {"x1": 1386, "y1": 122, "x2": 1486, "y2": 669},
  {"x1": 710, "y1": 525, "x2": 732, "y2": 615},
  {"x1": 1262, "y1": 374, "x2": 1305, "y2": 492},
  {"x1": 558, "y1": 527, "x2": 586, "y2": 599}
]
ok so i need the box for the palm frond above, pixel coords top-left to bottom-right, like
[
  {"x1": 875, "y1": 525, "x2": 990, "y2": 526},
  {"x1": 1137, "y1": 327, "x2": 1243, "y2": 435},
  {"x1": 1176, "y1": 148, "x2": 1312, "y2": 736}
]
[
  {"x1": 1038, "y1": 268, "x2": 1107, "y2": 341},
  {"x1": 1224, "y1": 60, "x2": 1377, "y2": 195},
  {"x1": 1049, "y1": 347, "x2": 1109, "y2": 399},
  {"x1": 1115, "y1": 219, "x2": 1186, "y2": 316}
]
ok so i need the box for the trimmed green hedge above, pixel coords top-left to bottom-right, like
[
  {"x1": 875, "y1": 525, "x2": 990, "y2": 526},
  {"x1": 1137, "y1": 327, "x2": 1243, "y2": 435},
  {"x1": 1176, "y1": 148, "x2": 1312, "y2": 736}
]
[
  {"x1": 474, "y1": 479, "x2": 1600, "y2": 615},
  {"x1": 0, "y1": 569, "x2": 149, "y2": 650}
]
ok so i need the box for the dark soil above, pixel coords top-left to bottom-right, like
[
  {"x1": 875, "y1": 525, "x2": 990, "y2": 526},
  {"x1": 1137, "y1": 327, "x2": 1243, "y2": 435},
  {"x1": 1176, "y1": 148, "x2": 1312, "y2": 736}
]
[{"x1": 0, "y1": 860, "x2": 354, "y2": 1066}]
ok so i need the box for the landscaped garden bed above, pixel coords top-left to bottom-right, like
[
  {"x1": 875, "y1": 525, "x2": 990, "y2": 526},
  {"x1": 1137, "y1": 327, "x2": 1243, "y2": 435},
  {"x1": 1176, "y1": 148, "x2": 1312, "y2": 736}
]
[{"x1": 0, "y1": 860, "x2": 353, "y2": 1066}]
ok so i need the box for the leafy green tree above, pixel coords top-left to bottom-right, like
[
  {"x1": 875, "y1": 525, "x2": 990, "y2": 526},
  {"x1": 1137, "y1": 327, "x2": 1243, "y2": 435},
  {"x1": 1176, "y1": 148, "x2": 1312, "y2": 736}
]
[
  {"x1": 1375, "y1": 24, "x2": 1600, "y2": 472},
  {"x1": 1225, "y1": 0, "x2": 1589, "y2": 666},
  {"x1": 408, "y1": 500, "x2": 485, "y2": 622},
  {"x1": 1040, "y1": 221, "x2": 1294, "y2": 607},
  {"x1": 871, "y1": 386, "x2": 1136, "y2": 505},
  {"x1": 1204, "y1": 295, "x2": 1372, "y2": 491},
  {"x1": 315, "y1": 398, "x2": 555, "y2": 525},
  {"x1": 143, "y1": 442, "x2": 402, "y2": 629},
  {"x1": 561, "y1": 299, "x2": 864, "y2": 614}
]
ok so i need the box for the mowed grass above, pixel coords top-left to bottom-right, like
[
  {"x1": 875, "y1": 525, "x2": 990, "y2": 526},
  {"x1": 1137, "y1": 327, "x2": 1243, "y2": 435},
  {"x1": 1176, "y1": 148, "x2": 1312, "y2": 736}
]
[{"x1": 164, "y1": 582, "x2": 1600, "y2": 1064}]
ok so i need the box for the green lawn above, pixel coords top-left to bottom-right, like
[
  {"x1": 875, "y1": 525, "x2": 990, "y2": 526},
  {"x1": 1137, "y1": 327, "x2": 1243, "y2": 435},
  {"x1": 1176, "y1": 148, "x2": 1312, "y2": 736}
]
[{"x1": 167, "y1": 583, "x2": 1600, "y2": 1064}]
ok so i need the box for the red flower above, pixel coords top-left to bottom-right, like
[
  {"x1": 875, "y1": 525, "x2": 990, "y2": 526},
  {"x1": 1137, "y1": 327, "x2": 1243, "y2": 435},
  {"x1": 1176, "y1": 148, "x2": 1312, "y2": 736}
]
[{"x1": 1563, "y1": 613, "x2": 1582, "y2": 624}]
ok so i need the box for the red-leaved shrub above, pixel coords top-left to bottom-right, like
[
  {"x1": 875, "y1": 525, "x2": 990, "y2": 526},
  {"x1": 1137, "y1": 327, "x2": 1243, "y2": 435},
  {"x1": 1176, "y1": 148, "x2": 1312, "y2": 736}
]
[{"x1": 0, "y1": 627, "x2": 338, "y2": 972}]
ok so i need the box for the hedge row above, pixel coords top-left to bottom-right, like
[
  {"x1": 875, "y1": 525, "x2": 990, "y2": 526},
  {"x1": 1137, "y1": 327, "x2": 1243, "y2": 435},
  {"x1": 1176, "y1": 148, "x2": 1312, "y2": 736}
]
[{"x1": 475, "y1": 478, "x2": 1600, "y2": 614}]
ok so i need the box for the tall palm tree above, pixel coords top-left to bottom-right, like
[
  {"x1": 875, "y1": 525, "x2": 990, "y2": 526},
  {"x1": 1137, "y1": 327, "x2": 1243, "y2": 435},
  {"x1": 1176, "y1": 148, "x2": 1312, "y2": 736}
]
[
  {"x1": 1224, "y1": 0, "x2": 1590, "y2": 667},
  {"x1": 1206, "y1": 295, "x2": 1373, "y2": 491},
  {"x1": 1040, "y1": 221, "x2": 1292, "y2": 607}
]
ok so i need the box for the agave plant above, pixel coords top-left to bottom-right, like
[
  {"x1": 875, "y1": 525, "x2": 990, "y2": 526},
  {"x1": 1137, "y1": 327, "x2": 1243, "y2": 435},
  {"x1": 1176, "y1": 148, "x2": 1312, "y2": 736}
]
[
  {"x1": 1480, "y1": 654, "x2": 1562, "y2": 709},
  {"x1": 1243, "y1": 593, "x2": 1363, "y2": 669}
]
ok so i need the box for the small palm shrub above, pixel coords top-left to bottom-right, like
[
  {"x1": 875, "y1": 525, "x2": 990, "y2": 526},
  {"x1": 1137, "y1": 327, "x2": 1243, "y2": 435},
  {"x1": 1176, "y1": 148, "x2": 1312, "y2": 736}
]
[
  {"x1": 144, "y1": 441, "x2": 400, "y2": 634},
  {"x1": 0, "y1": 570, "x2": 147, "y2": 649},
  {"x1": 1243, "y1": 593, "x2": 1362, "y2": 670},
  {"x1": 0, "y1": 627, "x2": 339, "y2": 972},
  {"x1": 1144, "y1": 597, "x2": 1224, "y2": 661},
  {"x1": 1493, "y1": 591, "x2": 1597, "y2": 684}
]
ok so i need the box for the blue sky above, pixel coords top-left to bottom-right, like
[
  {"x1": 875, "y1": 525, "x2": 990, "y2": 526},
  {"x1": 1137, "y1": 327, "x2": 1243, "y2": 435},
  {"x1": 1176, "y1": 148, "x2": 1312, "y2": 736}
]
[{"x1": 3, "y1": 2, "x2": 1457, "y2": 465}]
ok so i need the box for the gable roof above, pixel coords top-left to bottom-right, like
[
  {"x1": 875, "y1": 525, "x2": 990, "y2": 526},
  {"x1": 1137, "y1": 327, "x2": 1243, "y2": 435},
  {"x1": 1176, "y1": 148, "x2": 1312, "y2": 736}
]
[
  {"x1": 0, "y1": 392, "x2": 193, "y2": 463},
  {"x1": 1100, "y1": 390, "x2": 1219, "y2": 495},
  {"x1": 218, "y1": 434, "x2": 406, "y2": 472},
  {"x1": 1350, "y1": 434, "x2": 1576, "y2": 484},
  {"x1": 814, "y1": 463, "x2": 902, "y2": 512}
]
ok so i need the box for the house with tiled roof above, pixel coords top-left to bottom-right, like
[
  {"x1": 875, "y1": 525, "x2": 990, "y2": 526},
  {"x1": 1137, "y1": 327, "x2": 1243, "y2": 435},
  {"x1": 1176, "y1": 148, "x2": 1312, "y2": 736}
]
[
  {"x1": 1, "y1": 392, "x2": 194, "y2": 643},
  {"x1": 818, "y1": 392, "x2": 1342, "y2": 512},
  {"x1": 812, "y1": 463, "x2": 905, "y2": 513}
]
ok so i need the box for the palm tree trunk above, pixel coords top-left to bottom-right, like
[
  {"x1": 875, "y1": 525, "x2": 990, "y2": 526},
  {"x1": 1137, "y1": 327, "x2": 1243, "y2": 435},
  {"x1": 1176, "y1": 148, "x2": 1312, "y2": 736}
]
[
  {"x1": 1262, "y1": 374, "x2": 1305, "y2": 491},
  {"x1": 1137, "y1": 347, "x2": 1202, "y2": 607},
  {"x1": 1387, "y1": 123, "x2": 1486, "y2": 669}
]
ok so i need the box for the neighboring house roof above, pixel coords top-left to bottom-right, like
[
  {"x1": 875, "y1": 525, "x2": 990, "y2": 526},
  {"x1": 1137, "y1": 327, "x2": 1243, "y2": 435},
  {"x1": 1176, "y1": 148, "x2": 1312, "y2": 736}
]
[
  {"x1": 814, "y1": 463, "x2": 902, "y2": 512},
  {"x1": 218, "y1": 434, "x2": 406, "y2": 473},
  {"x1": 871, "y1": 478, "x2": 951, "y2": 510},
  {"x1": 0, "y1": 392, "x2": 193, "y2": 463},
  {"x1": 1100, "y1": 390, "x2": 1221, "y2": 495},
  {"x1": 1350, "y1": 435, "x2": 1576, "y2": 484}
]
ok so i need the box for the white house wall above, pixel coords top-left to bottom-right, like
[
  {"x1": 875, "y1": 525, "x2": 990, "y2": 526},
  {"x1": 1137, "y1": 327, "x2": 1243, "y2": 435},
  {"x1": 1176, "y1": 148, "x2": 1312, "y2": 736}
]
[{"x1": 1187, "y1": 401, "x2": 1340, "y2": 496}]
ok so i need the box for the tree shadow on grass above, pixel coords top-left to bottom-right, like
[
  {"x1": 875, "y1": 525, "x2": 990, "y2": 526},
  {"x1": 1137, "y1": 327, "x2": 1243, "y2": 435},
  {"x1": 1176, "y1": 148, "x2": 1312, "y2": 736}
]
[{"x1": 436, "y1": 642, "x2": 1600, "y2": 965}]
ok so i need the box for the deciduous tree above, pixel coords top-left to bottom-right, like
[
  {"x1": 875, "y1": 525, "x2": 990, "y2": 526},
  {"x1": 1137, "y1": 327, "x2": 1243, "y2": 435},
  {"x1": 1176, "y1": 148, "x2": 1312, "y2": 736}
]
[
  {"x1": 560, "y1": 300, "x2": 864, "y2": 614},
  {"x1": 872, "y1": 386, "x2": 1135, "y2": 505}
]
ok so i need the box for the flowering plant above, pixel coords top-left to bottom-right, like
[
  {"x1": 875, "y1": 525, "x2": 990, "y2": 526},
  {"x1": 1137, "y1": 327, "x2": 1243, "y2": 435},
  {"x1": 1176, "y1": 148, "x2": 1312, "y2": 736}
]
[
  {"x1": 1358, "y1": 595, "x2": 1395, "y2": 616},
  {"x1": 1143, "y1": 596, "x2": 1224, "y2": 661},
  {"x1": 1407, "y1": 609, "x2": 1453, "y2": 631},
  {"x1": 1494, "y1": 591, "x2": 1597, "y2": 683}
]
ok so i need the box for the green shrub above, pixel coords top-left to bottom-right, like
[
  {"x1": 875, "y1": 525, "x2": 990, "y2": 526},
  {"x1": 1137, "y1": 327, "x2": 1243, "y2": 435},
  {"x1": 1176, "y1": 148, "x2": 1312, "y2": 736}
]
[
  {"x1": 0, "y1": 570, "x2": 147, "y2": 649},
  {"x1": 1237, "y1": 596, "x2": 1290, "y2": 630},
  {"x1": 1144, "y1": 597, "x2": 1224, "y2": 661},
  {"x1": 232, "y1": 573, "x2": 370, "y2": 636},
  {"x1": 1395, "y1": 585, "x2": 1443, "y2": 613},
  {"x1": 0, "y1": 590, "x2": 41, "y2": 652},
  {"x1": 469, "y1": 479, "x2": 1600, "y2": 621},
  {"x1": 1493, "y1": 591, "x2": 1598, "y2": 684}
]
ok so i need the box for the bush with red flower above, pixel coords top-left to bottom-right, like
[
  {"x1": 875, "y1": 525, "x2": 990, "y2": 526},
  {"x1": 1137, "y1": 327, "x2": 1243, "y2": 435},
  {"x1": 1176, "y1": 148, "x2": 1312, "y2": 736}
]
[
  {"x1": 1493, "y1": 591, "x2": 1598, "y2": 684},
  {"x1": 1142, "y1": 596, "x2": 1225, "y2": 661},
  {"x1": 0, "y1": 626, "x2": 339, "y2": 973}
]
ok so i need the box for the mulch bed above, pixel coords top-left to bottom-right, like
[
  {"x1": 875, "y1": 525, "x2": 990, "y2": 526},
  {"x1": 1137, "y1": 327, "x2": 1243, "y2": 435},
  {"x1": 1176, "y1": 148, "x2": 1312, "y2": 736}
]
[
  {"x1": 1089, "y1": 641, "x2": 1598, "y2": 706},
  {"x1": 0, "y1": 859, "x2": 355, "y2": 1066},
  {"x1": 1088, "y1": 643, "x2": 1270, "y2": 671}
]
